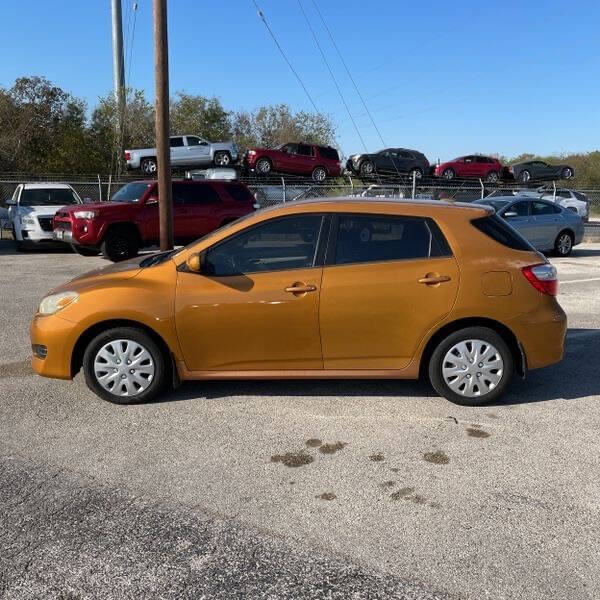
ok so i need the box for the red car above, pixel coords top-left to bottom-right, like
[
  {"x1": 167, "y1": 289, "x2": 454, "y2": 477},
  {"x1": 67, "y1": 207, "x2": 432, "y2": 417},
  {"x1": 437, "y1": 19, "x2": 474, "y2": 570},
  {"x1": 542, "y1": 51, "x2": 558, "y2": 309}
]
[
  {"x1": 53, "y1": 180, "x2": 256, "y2": 262},
  {"x1": 434, "y1": 155, "x2": 503, "y2": 183},
  {"x1": 243, "y1": 142, "x2": 342, "y2": 182}
]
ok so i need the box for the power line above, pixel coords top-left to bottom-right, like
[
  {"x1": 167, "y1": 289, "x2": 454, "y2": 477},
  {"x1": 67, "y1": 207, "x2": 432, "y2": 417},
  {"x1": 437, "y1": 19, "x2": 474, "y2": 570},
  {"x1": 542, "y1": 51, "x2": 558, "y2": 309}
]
[
  {"x1": 297, "y1": 0, "x2": 368, "y2": 154},
  {"x1": 251, "y1": 0, "x2": 320, "y2": 116},
  {"x1": 310, "y1": 0, "x2": 386, "y2": 148}
]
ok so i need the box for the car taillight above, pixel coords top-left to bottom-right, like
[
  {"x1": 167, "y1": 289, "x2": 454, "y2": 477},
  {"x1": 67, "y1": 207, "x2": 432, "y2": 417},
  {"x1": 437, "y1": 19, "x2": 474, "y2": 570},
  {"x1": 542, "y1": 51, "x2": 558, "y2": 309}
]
[
  {"x1": 522, "y1": 263, "x2": 558, "y2": 296},
  {"x1": 124, "y1": 151, "x2": 131, "y2": 160}
]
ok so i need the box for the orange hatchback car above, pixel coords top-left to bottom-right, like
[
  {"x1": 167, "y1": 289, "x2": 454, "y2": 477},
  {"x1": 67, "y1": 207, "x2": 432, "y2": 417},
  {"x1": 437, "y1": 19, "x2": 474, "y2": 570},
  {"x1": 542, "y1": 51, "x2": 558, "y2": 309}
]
[{"x1": 31, "y1": 199, "x2": 566, "y2": 406}]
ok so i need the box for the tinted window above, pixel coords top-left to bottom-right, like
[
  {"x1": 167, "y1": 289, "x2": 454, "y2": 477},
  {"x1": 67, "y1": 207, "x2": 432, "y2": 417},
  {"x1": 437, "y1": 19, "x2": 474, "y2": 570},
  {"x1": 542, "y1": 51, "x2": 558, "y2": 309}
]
[
  {"x1": 170, "y1": 137, "x2": 184, "y2": 148},
  {"x1": 296, "y1": 144, "x2": 313, "y2": 156},
  {"x1": 281, "y1": 143, "x2": 298, "y2": 154},
  {"x1": 479, "y1": 199, "x2": 510, "y2": 211},
  {"x1": 532, "y1": 201, "x2": 560, "y2": 215},
  {"x1": 334, "y1": 215, "x2": 435, "y2": 265},
  {"x1": 318, "y1": 146, "x2": 339, "y2": 161},
  {"x1": 508, "y1": 201, "x2": 530, "y2": 216},
  {"x1": 224, "y1": 183, "x2": 253, "y2": 203},
  {"x1": 112, "y1": 182, "x2": 153, "y2": 203},
  {"x1": 19, "y1": 188, "x2": 79, "y2": 207},
  {"x1": 471, "y1": 215, "x2": 534, "y2": 251},
  {"x1": 204, "y1": 215, "x2": 323, "y2": 276},
  {"x1": 173, "y1": 183, "x2": 220, "y2": 205},
  {"x1": 573, "y1": 191, "x2": 587, "y2": 201},
  {"x1": 186, "y1": 136, "x2": 201, "y2": 146}
]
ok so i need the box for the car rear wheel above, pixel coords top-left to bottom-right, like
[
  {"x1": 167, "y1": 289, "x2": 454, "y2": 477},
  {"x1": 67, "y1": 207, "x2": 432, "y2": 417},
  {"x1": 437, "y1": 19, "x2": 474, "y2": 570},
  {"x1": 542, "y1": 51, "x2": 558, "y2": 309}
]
[
  {"x1": 486, "y1": 171, "x2": 499, "y2": 183},
  {"x1": 83, "y1": 327, "x2": 167, "y2": 404},
  {"x1": 359, "y1": 160, "x2": 375, "y2": 176},
  {"x1": 214, "y1": 151, "x2": 231, "y2": 167},
  {"x1": 255, "y1": 157, "x2": 272, "y2": 175},
  {"x1": 561, "y1": 167, "x2": 573, "y2": 179},
  {"x1": 311, "y1": 166, "x2": 327, "y2": 182},
  {"x1": 554, "y1": 230, "x2": 573, "y2": 257},
  {"x1": 442, "y1": 168, "x2": 455, "y2": 180},
  {"x1": 71, "y1": 244, "x2": 100, "y2": 257},
  {"x1": 409, "y1": 168, "x2": 423, "y2": 179},
  {"x1": 101, "y1": 228, "x2": 139, "y2": 262},
  {"x1": 428, "y1": 327, "x2": 513, "y2": 406},
  {"x1": 141, "y1": 158, "x2": 158, "y2": 175},
  {"x1": 519, "y1": 170, "x2": 531, "y2": 183}
]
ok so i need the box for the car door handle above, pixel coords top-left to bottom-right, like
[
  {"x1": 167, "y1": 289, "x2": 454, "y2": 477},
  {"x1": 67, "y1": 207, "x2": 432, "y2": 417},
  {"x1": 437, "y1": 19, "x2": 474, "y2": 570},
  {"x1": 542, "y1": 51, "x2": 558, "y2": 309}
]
[
  {"x1": 418, "y1": 275, "x2": 451, "y2": 285},
  {"x1": 285, "y1": 283, "x2": 317, "y2": 294}
]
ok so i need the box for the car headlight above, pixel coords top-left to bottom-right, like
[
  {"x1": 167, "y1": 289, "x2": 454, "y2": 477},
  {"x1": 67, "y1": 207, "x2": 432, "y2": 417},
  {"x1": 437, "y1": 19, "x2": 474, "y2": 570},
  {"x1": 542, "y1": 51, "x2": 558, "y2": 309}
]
[
  {"x1": 73, "y1": 210, "x2": 97, "y2": 219},
  {"x1": 21, "y1": 216, "x2": 36, "y2": 226},
  {"x1": 38, "y1": 291, "x2": 79, "y2": 315}
]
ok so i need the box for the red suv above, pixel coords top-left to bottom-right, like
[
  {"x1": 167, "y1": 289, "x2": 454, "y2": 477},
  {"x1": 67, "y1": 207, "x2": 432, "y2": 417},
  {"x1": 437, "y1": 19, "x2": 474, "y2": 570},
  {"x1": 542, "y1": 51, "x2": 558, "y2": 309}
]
[
  {"x1": 53, "y1": 180, "x2": 256, "y2": 262},
  {"x1": 243, "y1": 142, "x2": 342, "y2": 181},
  {"x1": 434, "y1": 155, "x2": 504, "y2": 183}
]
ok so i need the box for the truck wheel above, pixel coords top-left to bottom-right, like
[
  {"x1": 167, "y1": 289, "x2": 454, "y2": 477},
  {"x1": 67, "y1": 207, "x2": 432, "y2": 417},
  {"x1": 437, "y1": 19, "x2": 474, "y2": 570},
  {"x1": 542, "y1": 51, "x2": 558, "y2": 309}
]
[
  {"x1": 141, "y1": 158, "x2": 158, "y2": 175},
  {"x1": 71, "y1": 244, "x2": 100, "y2": 257},
  {"x1": 214, "y1": 151, "x2": 231, "y2": 167},
  {"x1": 101, "y1": 228, "x2": 139, "y2": 262}
]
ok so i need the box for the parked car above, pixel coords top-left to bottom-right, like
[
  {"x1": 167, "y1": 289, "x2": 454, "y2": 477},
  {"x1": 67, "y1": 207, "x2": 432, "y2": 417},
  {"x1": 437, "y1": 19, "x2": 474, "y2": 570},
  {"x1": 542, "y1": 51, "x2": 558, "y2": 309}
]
[
  {"x1": 434, "y1": 155, "x2": 503, "y2": 182},
  {"x1": 125, "y1": 135, "x2": 239, "y2": 175},
  {"x1": 243, "y1": 142, "x2": 341, "y2": 182},
  {"x1": 486, "y1": 187, "x2": 590, "y2": 221},
  {"x1": 32, "y1": 198, "x2": 566, "y2": 407},
  {"x1": 476, "y1": 196, "x2": 584, "y2": 256},
  {"x1": 7, "y1": 183, "x2": 83, "y2": 251},
  {"x1": 346, "y1": 148, "x2": 429, "y2": 179},
  {"x1": 508, "y1": 161, "x2": 575, "y2": 183},
  {"x1": 52, "y1": 180, "x2": 257, "y2": 262}
]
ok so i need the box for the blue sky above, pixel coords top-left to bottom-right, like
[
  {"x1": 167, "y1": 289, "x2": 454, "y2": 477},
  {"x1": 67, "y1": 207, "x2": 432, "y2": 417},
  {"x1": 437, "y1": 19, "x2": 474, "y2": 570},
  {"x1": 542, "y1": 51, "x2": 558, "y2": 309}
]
[{"x1": 1, "y1": 0, "x2": 599, "y2": 161}]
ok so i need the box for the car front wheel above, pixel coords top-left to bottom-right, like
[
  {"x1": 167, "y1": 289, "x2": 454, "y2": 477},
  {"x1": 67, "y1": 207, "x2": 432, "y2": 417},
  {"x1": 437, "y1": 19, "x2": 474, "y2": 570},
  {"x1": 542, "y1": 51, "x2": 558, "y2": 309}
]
[
  {"x1": 428, "y1": 327, "x2": 513, "y2": 406},
  {"x1": 101, "y1": 228, "x2": 139, "y2": 262},
  {"x1": 442, "y1": 168, "x2": 455, "y2": 180},
  {"x1": 359, "y1": 160, "x2": 375, "y2": 176},
  {"x1": 83, "y1": 327, "x2": 168, "y2": 404},
  {"x1": 561, "y1": 167, "x2": 573, "y2": 179},
  {"x1": 255, "y1": 157, "x2": 272, "y2": 175},
  {"x1": 519, "y1": 170, "x2": 531, "y2": 182}
]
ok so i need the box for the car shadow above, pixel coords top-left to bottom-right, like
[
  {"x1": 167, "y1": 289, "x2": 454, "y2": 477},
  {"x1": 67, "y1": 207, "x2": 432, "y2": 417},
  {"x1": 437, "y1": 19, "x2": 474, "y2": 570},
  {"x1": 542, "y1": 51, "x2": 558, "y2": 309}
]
[
  {"x1": 567, "y1": 247, "x2": 600, "y2": 258},
  {"x1": 156, "y1": 328, "x2": 600, "y2": 407},
  {"x1": 0, "y1": 239, "x2": 73, "y2": 256}
]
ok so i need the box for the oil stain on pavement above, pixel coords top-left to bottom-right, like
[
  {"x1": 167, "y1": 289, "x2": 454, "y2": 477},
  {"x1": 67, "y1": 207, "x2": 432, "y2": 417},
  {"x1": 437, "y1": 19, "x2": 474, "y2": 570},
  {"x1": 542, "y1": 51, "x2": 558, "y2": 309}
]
[
  {"x1": 0, "y1": 360, "x2": 32, "y2": 378},
  {"x1": 423, "y1": 451, "x2": 450, "y2": 465},
  {"x1": 271, "y1": 451, "x2": 314, "y2": 467}
]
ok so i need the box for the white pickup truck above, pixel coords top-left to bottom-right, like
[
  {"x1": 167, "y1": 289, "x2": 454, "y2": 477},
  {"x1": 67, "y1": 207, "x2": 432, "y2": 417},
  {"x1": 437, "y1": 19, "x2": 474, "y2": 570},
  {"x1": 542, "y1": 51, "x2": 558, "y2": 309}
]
[{"x1": 125, "y1": 134, "x2": 239, "y2": 174}]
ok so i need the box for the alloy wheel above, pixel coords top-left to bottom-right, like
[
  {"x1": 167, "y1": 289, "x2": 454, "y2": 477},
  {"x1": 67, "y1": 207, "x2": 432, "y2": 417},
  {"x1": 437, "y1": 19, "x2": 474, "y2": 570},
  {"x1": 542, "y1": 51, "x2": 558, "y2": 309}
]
[
  {"x1": 557, "y1": 233, "x2": 572, "y2": 256},
  {"x1": 215, "y1": 152, "x2": 230, "y2": 166},
  {"x1": 93, "y1": 339, "x2": 155, "y2": 397},
  {"x1": 441, "y1": 339, "x2": 504, "y2": 398}
]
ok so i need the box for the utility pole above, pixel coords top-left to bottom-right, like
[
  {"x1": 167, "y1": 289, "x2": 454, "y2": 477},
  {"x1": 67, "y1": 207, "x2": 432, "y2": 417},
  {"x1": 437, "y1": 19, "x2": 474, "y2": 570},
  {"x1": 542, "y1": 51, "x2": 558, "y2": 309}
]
[
  {"x1": 153, "y1": 0, "x2": 173, "y2": 250},
  {"x1": 111, "y1": 0, "x2": 126, "y2": 174}
]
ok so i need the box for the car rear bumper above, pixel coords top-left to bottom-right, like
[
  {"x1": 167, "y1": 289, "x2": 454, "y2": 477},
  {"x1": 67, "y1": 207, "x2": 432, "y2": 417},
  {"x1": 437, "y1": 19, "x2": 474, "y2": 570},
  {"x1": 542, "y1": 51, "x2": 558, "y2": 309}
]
[{"x1": 30, "y1": 314, "x2": 79, "y2": 380}]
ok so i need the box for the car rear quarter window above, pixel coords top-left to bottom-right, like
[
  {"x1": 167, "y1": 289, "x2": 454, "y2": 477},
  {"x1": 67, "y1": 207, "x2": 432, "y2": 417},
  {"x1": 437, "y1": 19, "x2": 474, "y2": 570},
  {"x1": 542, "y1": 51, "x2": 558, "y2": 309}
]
[
  {"x1": 332, "y1": 215, "x2": 451, "y2": 266},
  {"x1": 471, "y1": 214, "x2": 534, "y2": 251},
  {"x1": 318, "y1": 146, "x2": 340, "y2": 161}
]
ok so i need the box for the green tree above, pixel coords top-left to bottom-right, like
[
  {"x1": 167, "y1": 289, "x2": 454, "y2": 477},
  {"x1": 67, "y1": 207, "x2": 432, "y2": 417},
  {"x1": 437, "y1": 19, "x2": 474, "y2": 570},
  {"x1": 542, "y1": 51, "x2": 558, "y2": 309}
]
[{"x1": 170, "y1": 92, "x2": 231, "y2": 141}]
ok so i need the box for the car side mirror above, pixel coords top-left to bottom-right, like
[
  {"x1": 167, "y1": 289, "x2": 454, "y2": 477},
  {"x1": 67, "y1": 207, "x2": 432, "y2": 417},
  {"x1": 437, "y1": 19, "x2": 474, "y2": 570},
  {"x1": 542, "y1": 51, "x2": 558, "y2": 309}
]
[
  {"x1": 504, "y1": 211, "x2": 518, "y2": 218},
  {"x1": 185, "y1": 251, "x2": 206, "y2": 274},
  {"x1": 5, "y1": 198, "x2": 16, "y2": 206},
  {"x1": 146, "y1": 196, "x2": 158, "y2": 206}
]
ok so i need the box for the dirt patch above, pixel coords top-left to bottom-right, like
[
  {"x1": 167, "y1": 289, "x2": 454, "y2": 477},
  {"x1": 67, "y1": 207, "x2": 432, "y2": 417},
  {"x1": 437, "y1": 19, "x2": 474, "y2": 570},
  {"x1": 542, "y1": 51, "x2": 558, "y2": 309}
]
[
  {"x1": 407, "y1": 494, "x2": 428, "y2": 505},
  {"x1": 369, "y1": 452, "x2": 385, "y2": 462},
  {"x1": 423, "y1": 451, "x2": 450, "y2": 465},
  {"x1": 0, "y1": 360, "x2": 32, "y2": 378},
  {"x1": 271, "y1": 451, "x2": 314, "y2": 468},
  {"x1": 319, "y1": 441, "x2": 348, "y2": 455},
  {"x1": 390, "y1": 487, "x2": 414, "y2": 500},
  {"x1": 305, "y1": 438, "x2": 322, "y2": 448},
  {"x1": 466, "y1": 427, "x2": 491, "y2": 439},
  {"x1": 316, "y1": 492, "x2": 336, "y2": 501},
  {"x1": 390, "y1": 467, "x2": 400, "y2": 473},
  {"x1": 379, "y1": 480, "x2": 396, "y2": 489},
  {"x1": 486, "y1": 413, "x2": 499, "y2": 419}
]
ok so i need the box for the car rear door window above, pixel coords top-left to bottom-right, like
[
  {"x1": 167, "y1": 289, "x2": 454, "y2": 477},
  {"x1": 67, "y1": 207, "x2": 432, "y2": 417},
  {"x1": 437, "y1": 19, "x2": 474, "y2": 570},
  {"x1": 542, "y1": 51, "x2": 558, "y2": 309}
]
[
  {"x1": 173, "y1": 183, "x2": 220, "y2": 205},
  {"x1": 332, "y1": 215, "x2": 448, "y2": 266},
  {"x1": 170, "y1": 137, "x2": 184, "y2": 148},
  {"x1": 204, "y1": 215, "x2": 324, "y2": 276},
  {"x1": 297, "y1": 144, "x2": 314, "y2": 156}
]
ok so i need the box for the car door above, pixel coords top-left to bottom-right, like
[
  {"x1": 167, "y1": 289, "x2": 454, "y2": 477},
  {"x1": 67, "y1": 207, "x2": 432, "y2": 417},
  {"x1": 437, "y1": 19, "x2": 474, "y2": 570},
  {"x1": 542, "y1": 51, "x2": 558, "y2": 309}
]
[
  {"x1": 184, "y1": 135, "x2": 211, "y2": 166},
  {"x1": 169, "y1": 136, "x2": 186, "y2": 165},
  {"x1": 295, "y1": 143, "x2": 317, "y2": 175},
  {"x1": 500, "y1": 200, "x2": 537, "y2": 245},
  {"x1": 392, "y1": 150, "x2": 411, "y2": 174},
  {"x1": 473, "y1": 156, "x2": 491, "y2": 178},
  {"x1": 319, "y1": 213, "x2": 459, "y2": 370},
  {"x1": 375, "y1": 150, "x2": 395, "y2": 173},
  {"x1": 175, "y1": 214, "x2": 327, "y2": 371},
  {"x1": 460, "y1": 156, "x2": 477, "y2": 178},
  {"x1": 277, "y1": 143, "x2": 299, "y2": 173},
  {"x1": 530, "y1": 200, "x2": 563, "y2": 249}
]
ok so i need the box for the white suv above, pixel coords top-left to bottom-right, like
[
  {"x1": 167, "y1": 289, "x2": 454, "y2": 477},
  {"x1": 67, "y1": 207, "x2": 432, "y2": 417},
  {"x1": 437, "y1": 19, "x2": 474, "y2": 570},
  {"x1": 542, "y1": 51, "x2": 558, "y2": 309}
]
[{"x1": 7, "y1": 183, "x2": 82, "y2": 251}]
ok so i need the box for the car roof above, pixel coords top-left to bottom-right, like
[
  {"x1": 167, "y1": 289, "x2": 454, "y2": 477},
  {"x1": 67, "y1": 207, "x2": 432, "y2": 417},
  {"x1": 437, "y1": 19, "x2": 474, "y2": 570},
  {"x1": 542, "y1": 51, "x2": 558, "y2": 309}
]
[{"x1": 21, "y1": 183, "x2": 73, "y2": 189}]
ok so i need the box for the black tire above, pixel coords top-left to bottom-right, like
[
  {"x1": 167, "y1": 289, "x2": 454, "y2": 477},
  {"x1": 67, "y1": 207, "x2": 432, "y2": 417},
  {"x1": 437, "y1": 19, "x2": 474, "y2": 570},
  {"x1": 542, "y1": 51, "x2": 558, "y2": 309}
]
[
  {"x1": 486, "y1": 170, "x2": 499, "y2": 183},
  {"x1": 255, "y1": 157, "x2": 272, "y2": 175},
  {"x1": 82, "y1": 327, "x2": 168, "y2": 405},
  {"x1": 428, "y1": 326, "x2": 514, "y2": 406},
  {"x1": 554, "y1": 230, "x2": 574, "y2": 257},
  {"x1": 71, "y1": 244, "x2": 100, "y2": 257},
  {"x1": 141, "y1": 157, "x2": 158, "y2": 175},
  {"x1": 409, "y1": 168, "x2": 423, "y2": 179},
  {"x1": 12, "y1": 228, "x2": 26, "y2": 252},
  {"x1": 442, "y1": 168, "x2": 455, "y2": 180},
  {"x1": 311, "y1": 166, "x2": 327, "y2": 182},
  {"x1": 519, "y1": 170, "x2": 531, "y2": 183},
  {"x1": 101, "y1": 227, "x2": 139, "y2": 262},
  {"x1": 561, "y1": 167, "x2": 573, "y2": 179},
  {"x1": 359, "y1": 160, "x2": 375, "y2": 177},
  {"x1": 214, "y1": 151, "x2": 232, "y2": 167}
]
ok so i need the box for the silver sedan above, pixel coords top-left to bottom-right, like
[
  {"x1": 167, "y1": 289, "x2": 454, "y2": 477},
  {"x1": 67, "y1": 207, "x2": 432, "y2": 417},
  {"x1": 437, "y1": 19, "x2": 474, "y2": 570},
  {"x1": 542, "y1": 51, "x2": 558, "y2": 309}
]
[{"x1": 476, "y1": 196, "x2": 584, "y2": 256}]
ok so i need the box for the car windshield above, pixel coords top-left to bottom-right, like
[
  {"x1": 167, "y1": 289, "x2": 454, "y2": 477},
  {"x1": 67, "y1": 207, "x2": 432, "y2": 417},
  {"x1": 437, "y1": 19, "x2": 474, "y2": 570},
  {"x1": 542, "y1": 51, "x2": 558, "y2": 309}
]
[
  {"x1": 111, "y1": 182, "x2": 153, "y2": 203},
  {"x1": 478, "y1": 199, "x2": 510, "y2": 211},
  {"x1": 20, "y1": 188, "x2": 79, "y2": 207}
]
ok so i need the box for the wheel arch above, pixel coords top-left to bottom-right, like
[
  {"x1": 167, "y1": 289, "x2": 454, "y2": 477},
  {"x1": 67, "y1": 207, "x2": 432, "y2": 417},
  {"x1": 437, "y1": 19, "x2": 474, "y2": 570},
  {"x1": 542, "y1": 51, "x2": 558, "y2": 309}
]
[
  {"x1": 418, "y1": 317, "x2": 525, "y2": 381},
  {"x1": 101, "y1": 221, "x2": 143, "y2": 245}
]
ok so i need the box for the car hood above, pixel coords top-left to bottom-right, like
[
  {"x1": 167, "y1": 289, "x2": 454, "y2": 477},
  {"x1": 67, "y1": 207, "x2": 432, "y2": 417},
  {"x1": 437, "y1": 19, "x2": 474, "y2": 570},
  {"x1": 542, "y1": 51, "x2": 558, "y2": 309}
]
[
  {"x1": 17, "y1": 204, "x2": 76, "y2": 216},
  {"x1": 59, "y1": 201, "x2": 132, "y2": 214}
]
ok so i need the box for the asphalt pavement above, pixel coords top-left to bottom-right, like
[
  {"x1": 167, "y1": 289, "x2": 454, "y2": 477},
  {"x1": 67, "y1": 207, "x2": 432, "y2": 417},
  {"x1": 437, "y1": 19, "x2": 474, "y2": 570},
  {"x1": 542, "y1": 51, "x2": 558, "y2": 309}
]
[{"x1": 1, "y1": 240, "x2": 599, "y2": 600}]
